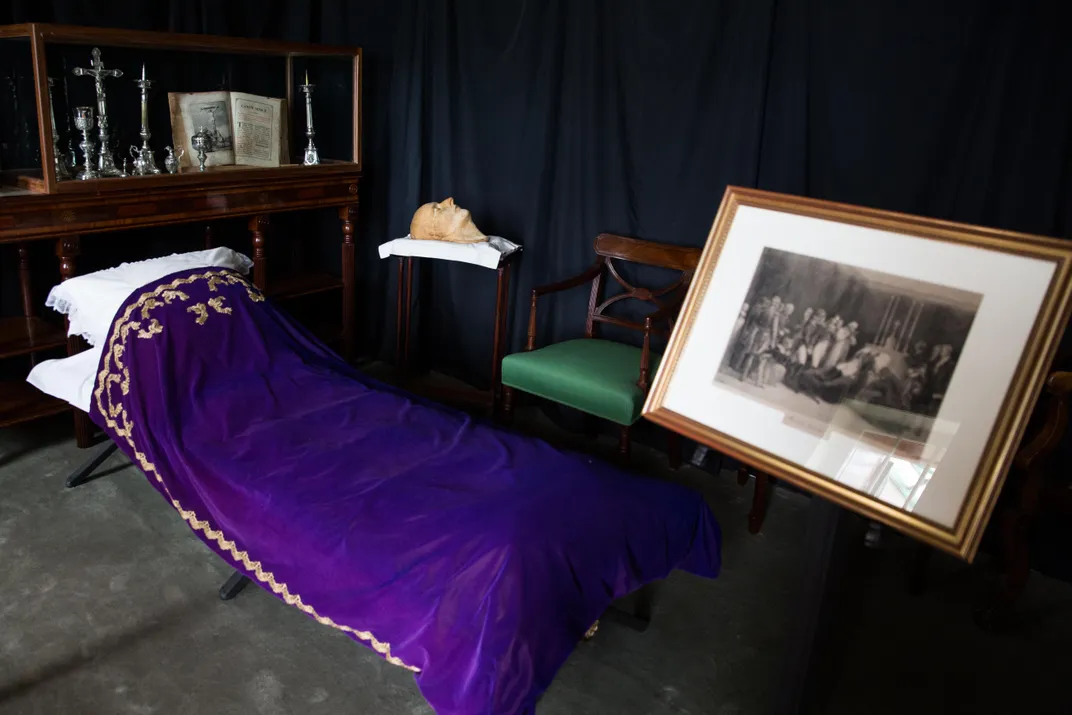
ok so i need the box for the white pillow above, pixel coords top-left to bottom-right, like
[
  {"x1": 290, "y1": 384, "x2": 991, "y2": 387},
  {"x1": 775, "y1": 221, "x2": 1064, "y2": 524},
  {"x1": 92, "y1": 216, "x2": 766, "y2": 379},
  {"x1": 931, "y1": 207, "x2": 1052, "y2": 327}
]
[
  {"x1": 26, "y1": 344, "x2": 104, "y2": 413},
  {"x1": 46, "y1": 247, "x2": 253, "y2": 347}
]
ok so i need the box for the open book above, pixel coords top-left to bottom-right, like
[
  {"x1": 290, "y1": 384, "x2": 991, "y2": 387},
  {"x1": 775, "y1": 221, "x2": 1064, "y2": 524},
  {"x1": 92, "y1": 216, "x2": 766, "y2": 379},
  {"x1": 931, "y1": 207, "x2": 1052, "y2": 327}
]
[{"x1": 168, "y1": 91, "x2": 290, "y2": 170}]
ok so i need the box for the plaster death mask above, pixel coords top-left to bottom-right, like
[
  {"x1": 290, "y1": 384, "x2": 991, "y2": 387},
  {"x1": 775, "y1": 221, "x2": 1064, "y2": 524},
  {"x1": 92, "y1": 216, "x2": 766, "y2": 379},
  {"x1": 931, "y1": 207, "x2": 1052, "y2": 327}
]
[{"x1": 410, "y1": 197, "x2": 488, "y2": 244}]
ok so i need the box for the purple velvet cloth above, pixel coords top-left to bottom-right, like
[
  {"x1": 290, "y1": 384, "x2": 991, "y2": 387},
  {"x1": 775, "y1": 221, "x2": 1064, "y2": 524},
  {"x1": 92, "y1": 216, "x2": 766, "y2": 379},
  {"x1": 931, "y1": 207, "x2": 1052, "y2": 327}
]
[{"x1": 89, "y1": 267, "x2": 721, "y2": 714}]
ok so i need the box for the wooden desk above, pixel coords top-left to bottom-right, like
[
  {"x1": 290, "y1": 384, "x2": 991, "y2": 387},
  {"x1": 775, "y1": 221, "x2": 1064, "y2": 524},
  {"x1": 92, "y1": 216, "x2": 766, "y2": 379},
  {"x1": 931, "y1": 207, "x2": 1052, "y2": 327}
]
[{"x1": 0, "y1": 169, "x2": 360, "y2": 447}]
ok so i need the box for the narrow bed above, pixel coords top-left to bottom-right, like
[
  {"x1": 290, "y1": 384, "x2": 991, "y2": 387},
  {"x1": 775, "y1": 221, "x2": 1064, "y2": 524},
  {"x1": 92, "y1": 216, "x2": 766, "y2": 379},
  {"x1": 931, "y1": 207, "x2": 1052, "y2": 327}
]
[{"x1": 28, "y1": 257, "x2": 722, "y2": 714}]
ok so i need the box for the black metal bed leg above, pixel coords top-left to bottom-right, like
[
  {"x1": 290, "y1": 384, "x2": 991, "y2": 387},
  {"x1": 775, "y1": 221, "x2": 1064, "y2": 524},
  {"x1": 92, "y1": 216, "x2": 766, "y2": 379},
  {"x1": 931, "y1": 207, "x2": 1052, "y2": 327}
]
[
  {"x1": 219, "y1": 571, "x2": 252, "y2": 601},
  {"x1": 604, "y1": 580, "x2": 659, "y2": 633},
  {"x1": 65, "y1": 440, "x2": 119, "y2": 488}
]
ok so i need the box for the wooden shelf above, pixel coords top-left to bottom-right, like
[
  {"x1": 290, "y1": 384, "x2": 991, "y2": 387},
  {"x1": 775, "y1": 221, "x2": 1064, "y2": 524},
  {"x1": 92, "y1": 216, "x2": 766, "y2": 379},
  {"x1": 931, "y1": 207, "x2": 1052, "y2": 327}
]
[
  {"x1": 0, "y1": 380, "x2": 69, "y2": 429},
  {"x1": 0, "y1": 317, "x2": 67, "y2": 359},
  {"x1": 10, "y1": 159, "x2": 360, "y2": 196},
  {"x1": 267, "y1": 271, "x2": 344, "y2": 301}
]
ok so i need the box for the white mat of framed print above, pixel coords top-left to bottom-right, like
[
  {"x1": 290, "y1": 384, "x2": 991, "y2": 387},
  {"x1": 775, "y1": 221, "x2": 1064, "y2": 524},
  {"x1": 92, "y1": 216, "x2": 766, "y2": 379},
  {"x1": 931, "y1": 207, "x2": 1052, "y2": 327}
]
[{"x1": 644, "y1": 187, "x2": 1072, "y2": 560}]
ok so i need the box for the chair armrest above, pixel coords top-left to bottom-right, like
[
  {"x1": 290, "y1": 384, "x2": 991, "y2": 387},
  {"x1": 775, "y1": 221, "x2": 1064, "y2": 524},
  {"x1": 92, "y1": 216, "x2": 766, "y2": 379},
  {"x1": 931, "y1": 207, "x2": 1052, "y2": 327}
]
[
  {"x1": 525, "y1": 260, "x2": 603, "y2": 350},
  {"x1": 532, "y1": 261, "x2": 603, "y2": 297}
]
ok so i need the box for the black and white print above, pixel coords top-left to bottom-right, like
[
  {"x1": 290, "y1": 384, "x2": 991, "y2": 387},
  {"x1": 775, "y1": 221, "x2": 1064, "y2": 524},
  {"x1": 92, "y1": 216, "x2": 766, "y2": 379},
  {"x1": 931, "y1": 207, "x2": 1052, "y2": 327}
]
[
  {"x1": 715, "y1": 247, "x2": 981, "y2": 440},
  {"x1": 193, "y1": 100, "x2": 233, "y2": 152}
]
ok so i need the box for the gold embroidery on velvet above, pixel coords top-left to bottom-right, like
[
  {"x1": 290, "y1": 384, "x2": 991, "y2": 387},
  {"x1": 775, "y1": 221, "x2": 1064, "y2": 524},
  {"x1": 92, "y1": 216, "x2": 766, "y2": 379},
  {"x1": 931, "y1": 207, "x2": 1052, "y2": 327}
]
[
  {"x1": 161, "y1": 289, "x2": 189, "y2": 304},
  {"x1": 140, "y1": 298, "x2": 162, "y2": 320},
  {"x1": 90, "y1": 270, "x2": 421, "y2": 674},
  {"x1": 187, "y1": 303, "x2": 209, "y2": 325},
  {"x1": 137, "y1": 319, "x2": 163, "y2": 339},
  {"x1": 208, "y1": 296, "x2": 232, "y2": 315}
]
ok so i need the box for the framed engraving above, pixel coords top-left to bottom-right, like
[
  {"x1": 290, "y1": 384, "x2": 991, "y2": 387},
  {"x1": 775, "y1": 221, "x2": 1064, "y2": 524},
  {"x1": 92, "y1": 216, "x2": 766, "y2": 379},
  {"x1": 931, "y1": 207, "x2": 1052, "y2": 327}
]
[{"x1": 643, "y1": 187, "x2": 1072, "y2": 560}]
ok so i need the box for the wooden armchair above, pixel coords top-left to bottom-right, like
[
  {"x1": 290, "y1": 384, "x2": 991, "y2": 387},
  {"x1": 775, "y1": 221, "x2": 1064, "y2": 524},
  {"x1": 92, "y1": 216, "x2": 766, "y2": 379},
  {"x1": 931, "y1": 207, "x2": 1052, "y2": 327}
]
[{"x1": 500, "y1": 233, "x2": 701, "y2": 465}]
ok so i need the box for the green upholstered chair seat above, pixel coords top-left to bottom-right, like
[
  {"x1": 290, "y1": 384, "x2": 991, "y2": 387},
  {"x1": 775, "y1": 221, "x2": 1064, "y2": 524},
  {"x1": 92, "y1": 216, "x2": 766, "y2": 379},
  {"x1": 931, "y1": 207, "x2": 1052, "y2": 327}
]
[{"x1": 501, "y1": 338, "x2": 661, "y2": 425}]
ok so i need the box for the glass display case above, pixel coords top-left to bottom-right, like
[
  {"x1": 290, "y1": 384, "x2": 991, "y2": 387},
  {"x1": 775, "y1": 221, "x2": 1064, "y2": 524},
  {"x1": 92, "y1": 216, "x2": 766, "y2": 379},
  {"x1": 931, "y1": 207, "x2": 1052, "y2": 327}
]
[
  {"x1": 0, "y1": 23, "x2": 361, "y2": 195},
  {"x1": 0, "y1": 24, "x2": 364, "y2": 444}
]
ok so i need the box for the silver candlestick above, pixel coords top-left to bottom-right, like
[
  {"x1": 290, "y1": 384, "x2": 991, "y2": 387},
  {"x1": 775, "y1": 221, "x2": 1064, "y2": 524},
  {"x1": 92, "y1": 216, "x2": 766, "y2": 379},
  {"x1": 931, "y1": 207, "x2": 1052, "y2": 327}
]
[
  {"x1": 73, "y1": 106, "x2": 99, "y2": 180},
  {"x1": 73, "y1": 47, "x2": 123, "y2": 177},
  {"x1": 130, "y1": 63, "x2": 161, "y2": 175},
  {"x1": 46, "y1": 78, "x2": 72, "y2": 180},
  {"x1": 300, "y1": 71, "x2": 320, "y2": 165}
]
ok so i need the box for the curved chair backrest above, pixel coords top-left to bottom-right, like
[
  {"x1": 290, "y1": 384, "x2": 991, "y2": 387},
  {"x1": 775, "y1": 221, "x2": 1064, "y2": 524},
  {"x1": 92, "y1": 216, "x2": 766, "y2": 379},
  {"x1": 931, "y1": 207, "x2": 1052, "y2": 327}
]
[{"x1": 586, "y1": 233, "x2": 702, "y2": 337}]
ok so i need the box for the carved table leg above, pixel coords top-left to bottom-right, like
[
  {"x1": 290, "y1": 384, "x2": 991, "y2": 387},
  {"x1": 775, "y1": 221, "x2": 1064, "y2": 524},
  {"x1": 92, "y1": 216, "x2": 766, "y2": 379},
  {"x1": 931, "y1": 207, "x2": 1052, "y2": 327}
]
[
  {"x1": 55, "y1": 235, "x2": 93, "y2": 449},
  {"x1": 339, "y1": 204, "x2": 357, "y2": 362},
  {"x1": 395, "y1": 257, "x2": 405, "y2": 370},
  {"x1": 248, "y1": 215, "x2": 269, "y2": 293},
  {"x1": 404, "y1": 257, "x2": 414, "y2": 372},
  {"x1": 17, "y1": 245, "x2": 37, "y2": 368},
  {"x1": 491, "y1": 261, "x2": 511, "y2": 415}
]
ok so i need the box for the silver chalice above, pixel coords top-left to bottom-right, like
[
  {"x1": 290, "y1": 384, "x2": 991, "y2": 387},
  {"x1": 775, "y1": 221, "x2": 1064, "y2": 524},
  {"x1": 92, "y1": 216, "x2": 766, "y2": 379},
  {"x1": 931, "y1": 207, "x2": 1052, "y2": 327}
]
[{"x1": 73, "y1": 106, "x2": 99, "y2": 180}]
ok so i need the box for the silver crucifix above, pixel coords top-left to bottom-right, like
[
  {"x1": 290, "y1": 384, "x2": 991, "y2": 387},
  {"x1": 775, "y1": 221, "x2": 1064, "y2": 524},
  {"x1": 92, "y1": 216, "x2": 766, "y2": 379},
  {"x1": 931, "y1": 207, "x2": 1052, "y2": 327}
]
[{"x1": 73, "y1": 47, "x2": 123, "y2": 177}]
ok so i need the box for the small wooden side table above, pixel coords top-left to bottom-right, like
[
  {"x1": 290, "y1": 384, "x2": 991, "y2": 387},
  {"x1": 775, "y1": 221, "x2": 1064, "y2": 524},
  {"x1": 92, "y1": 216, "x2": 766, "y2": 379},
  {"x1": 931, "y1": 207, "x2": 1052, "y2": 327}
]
[{"x1": 383, "y1": 239, "x2": 521, "y2": 415}]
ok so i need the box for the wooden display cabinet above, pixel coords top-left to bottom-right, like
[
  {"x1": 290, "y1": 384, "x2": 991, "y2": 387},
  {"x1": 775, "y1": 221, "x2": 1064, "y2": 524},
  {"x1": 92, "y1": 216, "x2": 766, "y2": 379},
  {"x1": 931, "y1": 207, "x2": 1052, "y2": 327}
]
[{"x1": 0, "y1": 24, "x2": 363, "y2": 446}]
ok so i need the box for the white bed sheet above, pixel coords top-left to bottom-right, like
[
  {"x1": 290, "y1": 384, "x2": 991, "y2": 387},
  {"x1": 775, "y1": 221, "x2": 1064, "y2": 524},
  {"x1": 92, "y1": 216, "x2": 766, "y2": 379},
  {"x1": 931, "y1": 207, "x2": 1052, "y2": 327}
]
[{"x1": 26, "y1": 345, "x2": 104, "y2": 414}]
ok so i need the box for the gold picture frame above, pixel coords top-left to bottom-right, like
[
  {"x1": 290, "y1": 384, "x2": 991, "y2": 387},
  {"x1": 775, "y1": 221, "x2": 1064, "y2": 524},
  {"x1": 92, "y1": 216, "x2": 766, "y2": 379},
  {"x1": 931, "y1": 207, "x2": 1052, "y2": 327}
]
[{"x1": 643, "y1": 186, "x2": 1072, "y2": 561}]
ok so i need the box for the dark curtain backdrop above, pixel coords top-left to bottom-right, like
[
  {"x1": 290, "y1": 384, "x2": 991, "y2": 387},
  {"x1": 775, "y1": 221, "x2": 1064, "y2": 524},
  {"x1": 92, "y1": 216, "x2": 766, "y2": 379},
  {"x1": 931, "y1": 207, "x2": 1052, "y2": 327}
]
[
  {"x1": 6, "y1": 0, "x2": 1072, "y2": 379},
  {"x1": 5, "y1": 1, "x2": 1072, "y2": 572}
]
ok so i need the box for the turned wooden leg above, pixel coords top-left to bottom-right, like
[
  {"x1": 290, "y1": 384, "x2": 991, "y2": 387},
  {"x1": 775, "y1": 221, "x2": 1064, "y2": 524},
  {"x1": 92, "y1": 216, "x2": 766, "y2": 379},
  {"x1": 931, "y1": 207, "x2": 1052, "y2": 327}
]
[
  {"x1": 404, "y1": 257, "x2": 414, "y2": 369},
  {"x1": 618, "y1": 425, "x2": 632, "y2": 460},
  {"x1": 666, "y1": 430, "x2": 681, "y2": 470},
  {"x1": 501, "y1": 386, "x2": 515, "y2": 425},
  {"x1": 748, "y1": 471, "x2": 771, "y2": 534},
  {"x1": 55, "y1": 235, "x2": 93, "y2": 449},
  {"x1": 339, "y1": 204, "x2": 358, "y2": 362},
  {"x1": 203, "y1": 224, "x2": 213, "y2": 250},
  {"x1": 248, "y1": 215, "x2": 269, "y2": 292},
  {"x1": 395, "y1": 257, "x2": 405, "y2": 370},
  {"x1": 18, "y1": 245, "x2": 38, "y2": 368},
  {"x1": 491, "y1": 262, "x2": 511, "y2": 415},
  {"x1": 18, "y1": 244, "x2": 34, "y2": 318},
  {"x1": 737, "y1": 464, "x2": 749, "y2": 486}
]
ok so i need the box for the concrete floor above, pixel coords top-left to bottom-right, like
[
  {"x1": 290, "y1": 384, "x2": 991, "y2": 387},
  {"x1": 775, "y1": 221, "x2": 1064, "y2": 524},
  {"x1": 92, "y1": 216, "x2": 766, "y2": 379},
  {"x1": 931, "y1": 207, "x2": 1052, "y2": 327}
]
[{"x1": 2, "y1": 380, "x2": 1071, "y2": 714}]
